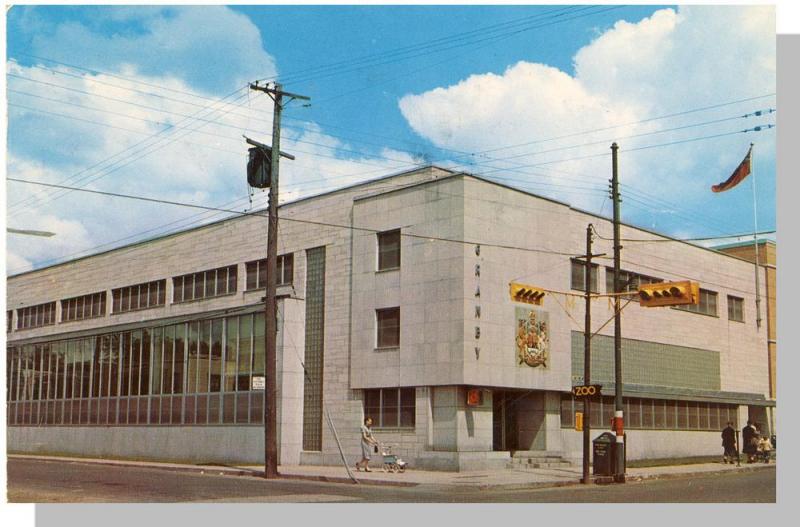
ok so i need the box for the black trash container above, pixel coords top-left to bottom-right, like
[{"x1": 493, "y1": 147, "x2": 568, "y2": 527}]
[{"x1": 592, "y1": 432, "x2": 615, "y2": 476}]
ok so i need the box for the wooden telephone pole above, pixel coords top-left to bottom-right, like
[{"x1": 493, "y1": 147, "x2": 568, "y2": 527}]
[{"x1": 248, "y1": 81, "x2": 309, "y2": 479}]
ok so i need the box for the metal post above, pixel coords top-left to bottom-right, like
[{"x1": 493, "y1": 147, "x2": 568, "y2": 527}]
[
  {"x1": 582, "y1": 224, "x2": 593, "y2": 484},
  {"x1": 750, "y1": 143, "x2": 763, "y2": 329},
  {"x1": 611, "y1": 142, "x2": 625, "y2": 483}
]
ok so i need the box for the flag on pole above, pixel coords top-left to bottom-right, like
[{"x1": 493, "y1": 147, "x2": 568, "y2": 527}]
[{"x1": 712, "y1": 146, "x2": 752, "y2": 192}]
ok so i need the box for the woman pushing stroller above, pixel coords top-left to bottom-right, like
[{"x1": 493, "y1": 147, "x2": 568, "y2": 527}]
[{"x1": 356, "y1": 417, "x2": 379, "y2": 472}]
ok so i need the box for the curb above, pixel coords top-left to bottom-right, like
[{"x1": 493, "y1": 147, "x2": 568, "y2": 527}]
[
  {"x1": 10, "y1": 454, "x2": 774, "y2": 491},
  {"x1": 626, "y1": 463, "x2": 775, "y2": 483},
  {"x1": 9, "y1": 454, "x2": 417, "y2": 488}
]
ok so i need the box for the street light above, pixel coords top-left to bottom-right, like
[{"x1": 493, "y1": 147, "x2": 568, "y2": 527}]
[{"x1": 7, "y1": 228, "x2": 56, "y2": 237}]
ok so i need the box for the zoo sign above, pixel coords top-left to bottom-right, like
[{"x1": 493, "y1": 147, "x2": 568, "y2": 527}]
[{"x1": 572, "y1": 384, "x2": 602, "y2": 397}]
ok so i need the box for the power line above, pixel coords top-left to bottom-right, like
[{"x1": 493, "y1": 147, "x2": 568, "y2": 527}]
[
  {"x1": 8, "y1": 90, "x2": 254, "y2": 215},
  {"x1": 475, "y1": 93, "x2": 776, "y2": 157},
  {"x1": 266, "y1": 6, "x2": 601, "y2": 86},
  {"x1": 8, "y1": 77, "x2": 774, "y2": 220},
  {"x1": 9, "y1": 176, "x2": 775, "y2": 287},
  {"x1": 7, "y1": 177, "x2": 581, "y2": 259}
]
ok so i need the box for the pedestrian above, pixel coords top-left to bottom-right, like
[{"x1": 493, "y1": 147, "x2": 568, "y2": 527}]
[
  {"x1": 757, "y1": 435, "x2": 772, "y2": 463},
  {"x1": 742, "y1": 420, "x2": 758, "y2": 463},
  {"x1": 355, "y1": 416, "x2": 378, "y2": 472},
  {"x1": 721, "y1": 421, "x2": 737, "y2": 464}
]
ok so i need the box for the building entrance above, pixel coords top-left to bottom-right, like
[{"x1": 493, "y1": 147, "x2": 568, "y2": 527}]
[{"x1": 492, "y1": 391, "x2": 518, "y2": 451}]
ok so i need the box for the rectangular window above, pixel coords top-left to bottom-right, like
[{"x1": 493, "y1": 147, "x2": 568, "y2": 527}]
[
  {"x1": 570, "y1": 259, "x2": 599, "y2": 293},
  {"x1": 377, "y1": 230, "x2": 401, "y2": 271},
  {"x1": 376, "y1": 308, "x2": 400, "y2": 348},
  {"x1": 7, "y1": 311, "x2": 12, "y2": 333},
  {"x1": 17, "y1": 302, "x2": 57, "y2": 330},
  {"x1": 363, "y1": 387, "x2": 415, "y2": 428},
  {"x1": 674, "y1": 288, "x2": 718, "y2": 316},
  {"x1": 61, "y1": 292, "x2": 106, "y2": 322},
  {"x1": 244, "y1": 254, "x2": 294, "y2": 290},
  {"x1": 727, "y1": 295, "x2": 744, "y2": 322},
  {"x1": 172, "y1": 265, "x2": 237, "y2": 303}
]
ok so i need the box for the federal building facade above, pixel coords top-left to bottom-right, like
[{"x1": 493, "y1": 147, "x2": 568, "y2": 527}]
[{"x1": 5, "y1": 166, "x2": 774, "y2": 470}]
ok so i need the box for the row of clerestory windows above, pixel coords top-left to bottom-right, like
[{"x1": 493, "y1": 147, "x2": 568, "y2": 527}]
[{"x1": 11, "y1": 255, "x2": 294, "y2": 331}]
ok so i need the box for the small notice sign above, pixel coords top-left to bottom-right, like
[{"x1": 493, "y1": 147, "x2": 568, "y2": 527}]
[{"x1": 252, "y1": 376, "x2": 265, "y2": 390}]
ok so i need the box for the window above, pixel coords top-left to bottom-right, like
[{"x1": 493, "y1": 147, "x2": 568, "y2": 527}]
[
  {"x1": 377, "y1": 230, "x2": 401, "y2": 270},
  {"x1": 17, "y1": 302, "x2": 56, "y2": 330},
  {"x1": 674, "y1": 288, "x2": 718, "y2": 316},
  {"x1": 605, "y1": 268, "x2": 662, "y2": 295},
  {"x1": 245, "y1": 254, "x2": 294, "y2": 290},
  {"x1": 61, "y1": 292, "x2": 107, "y2": 322},
  {"x1": 173, "y1": 265, "x2": 237, "y2": 303},
  {"x1": 560, "y1": 394, "x2": 737, "y2": 431},
  {"x1": 363, "y1": 388, "x2": 415, "y2": 428},
  {"x1": 376, "y1": 308, "x2": 400, "y2": 348},
  {"x1": 570, "y1": 259, "x2": 598, "y2": 293},
  {"x1": 728, "y1": 295, "x2": 744, "y2": 322},
  {"x1": 7, "y1": 311, "x2": 12, "y2": 333},
  {"x1": 112, "y1": 280, "x2": 166, "y2": 313}
]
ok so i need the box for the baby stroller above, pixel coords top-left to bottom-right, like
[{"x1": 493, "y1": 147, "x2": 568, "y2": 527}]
[{"x1": 379, "y1": 444, "x2": 408, "y2": 473}]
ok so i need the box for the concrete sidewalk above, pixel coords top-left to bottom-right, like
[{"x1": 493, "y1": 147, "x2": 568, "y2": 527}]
[{"x1": 9, "y1": 454, "x2": 775, "y2": 491}]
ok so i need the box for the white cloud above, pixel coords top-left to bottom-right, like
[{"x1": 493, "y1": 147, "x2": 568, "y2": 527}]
[
  {"x1": 6, "y1": 7, "x2": 416, "y2": 274},
  {"x1": 25, "y1": 6, "x2": 277, "y2": 93},
  {"x1": 398, "y1": 6, "x2": 776, "y2": 231}
]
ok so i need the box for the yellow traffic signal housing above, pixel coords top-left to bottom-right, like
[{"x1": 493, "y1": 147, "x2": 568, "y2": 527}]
[
  {"x1": 509, "y1": 282, "x2": 546, "y2": 305},
  {"x1": 638, "y1": 280, "x2": 699, "y2": 307}
]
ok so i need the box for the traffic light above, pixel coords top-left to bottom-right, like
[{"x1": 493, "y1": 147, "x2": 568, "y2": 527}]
[
  {"x1": 247, "y1": 147, "x2": 272, "y2": 188},
  {"x1": 638, "y1": 280, "x2": 699, "y2": 307},
  {"x1": 509, "y1": 282, "x2": 546, "y2": 305}
]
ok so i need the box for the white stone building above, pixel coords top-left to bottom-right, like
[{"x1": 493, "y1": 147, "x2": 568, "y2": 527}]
[{"x1": 5, "y1": 166, "x2": 773, "y2": 470}]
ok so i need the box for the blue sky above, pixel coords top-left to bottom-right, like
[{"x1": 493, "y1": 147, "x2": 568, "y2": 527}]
[{"x1": 4, "y1": 4, "x2": 777, "y2": 274}]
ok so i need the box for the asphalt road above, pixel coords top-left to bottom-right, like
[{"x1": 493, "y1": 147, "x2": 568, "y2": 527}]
[{"x1": 7, "y1": 458, "x2": 775, "y2": 503}]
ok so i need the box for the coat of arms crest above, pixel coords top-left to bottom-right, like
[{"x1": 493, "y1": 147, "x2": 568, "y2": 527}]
[{"x1": 515, "y1": 307, "x2": 549, "y2": 368}]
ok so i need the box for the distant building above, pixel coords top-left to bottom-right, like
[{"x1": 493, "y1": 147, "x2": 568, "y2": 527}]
[{"x1": 6, "y1": 166, "x2": 773, "y2": 470}]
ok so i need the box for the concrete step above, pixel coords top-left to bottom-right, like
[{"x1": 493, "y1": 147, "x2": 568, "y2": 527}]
[
  {"x1": 506, "y1": 451, "x2": 572, "y2": 470},
  {"x1": 508, "y1": 456, "x2": 567, "y2": 464},
  {"x1": 511, "y1": 450, "x2": 565, "y2": 458},
  {"x1": 506, "y1": 461, "x2": 573, "y2": 469}
]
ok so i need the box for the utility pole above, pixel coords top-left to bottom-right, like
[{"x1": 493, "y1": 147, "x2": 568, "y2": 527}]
[
  {"x1": 582, "y1": 224, "x2": 593, "y2": 484},
  {"x1": 575, "y1": 224, "x2": 605, "y2": 484},
  {"x1": 249, "y1": 81, "x2": 309, "y2": 479},
  {"x1": 610, "y1": 142, "x2": 625, "y2": 483}
]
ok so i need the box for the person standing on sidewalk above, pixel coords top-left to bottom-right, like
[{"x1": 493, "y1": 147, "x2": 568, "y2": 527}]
[
  {"x1": 721, "y1": 422, "x2": 737, "y2": 464},
  {"x1": 742, "y1": 420, "x2": 758, "y2": 463},
  {"x1": 356, "y1": 417, "x2": 379, "y2": 472}
]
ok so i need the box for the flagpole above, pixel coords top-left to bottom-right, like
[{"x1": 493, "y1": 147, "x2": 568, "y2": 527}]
[{"x1": 750, "y1": 142, "x2": 762, "y2": 329}]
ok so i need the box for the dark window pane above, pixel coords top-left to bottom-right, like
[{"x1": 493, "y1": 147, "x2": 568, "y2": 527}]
[
  {"x1": 227, "y1": 265, "x2": 237, "y2": 293},
  {"x1": 236, "y1": 392, "x2": 249, "y2": 423},
  {"x1": 282, "y1": 254, "x2": 294, "y2": 285},
  {"x1": 377, "y1": 308, "x2": 400, "y2": 348},
  {"x1": 194, "y1": 272, "x2": 204, "y2": 300},
  {"x1": 130, "y1": 286, "x2": 140, "y2": 311},
  {"x1": 246, "y1": 261, "x2": 258, "y2": 290},
  {"x1": 378, "y1": 230, "x2": 401, "y2": 270},
  {"x1": 173, "y1": 278, "x2": 183, "y2": 303},
  {"x1": 206, "y1": 270, "x2": 216, "y2": 298}
]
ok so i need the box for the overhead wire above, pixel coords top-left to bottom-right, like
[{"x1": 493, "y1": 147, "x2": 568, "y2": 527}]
[
  {"x1": 9, "y1": 176, "x2": 774, "y2": 294},
  {"x1": 8, "y1": 74, "x2": 775, "y2": 229}
]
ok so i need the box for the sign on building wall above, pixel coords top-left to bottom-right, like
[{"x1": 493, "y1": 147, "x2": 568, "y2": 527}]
[
  {"x1": 252, "y1": 376, "x2": 265, "y2": 390},
  {"x1": 515, "y1": 306, "x2": 549, "y2": 368}
]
